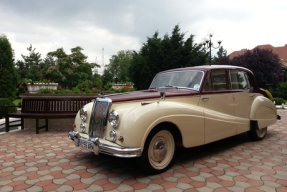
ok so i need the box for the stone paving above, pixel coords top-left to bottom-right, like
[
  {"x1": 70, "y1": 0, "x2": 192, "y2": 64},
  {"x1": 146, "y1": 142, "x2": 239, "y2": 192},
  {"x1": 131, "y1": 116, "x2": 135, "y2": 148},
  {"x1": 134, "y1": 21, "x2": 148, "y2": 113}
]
[{"x1": 0, "y1": 111, "x2": 286, "y2": 192}]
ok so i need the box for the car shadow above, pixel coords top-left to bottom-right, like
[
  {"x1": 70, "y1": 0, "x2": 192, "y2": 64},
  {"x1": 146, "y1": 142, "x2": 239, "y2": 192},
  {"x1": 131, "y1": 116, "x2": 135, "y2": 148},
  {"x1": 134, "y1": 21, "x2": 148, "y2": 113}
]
[
  {"x1": 69, "y1": 131, "x2": 273, "y2": 177},
  {"x1": 176, "y1": 132, "x2": 251, "y2": 162}
]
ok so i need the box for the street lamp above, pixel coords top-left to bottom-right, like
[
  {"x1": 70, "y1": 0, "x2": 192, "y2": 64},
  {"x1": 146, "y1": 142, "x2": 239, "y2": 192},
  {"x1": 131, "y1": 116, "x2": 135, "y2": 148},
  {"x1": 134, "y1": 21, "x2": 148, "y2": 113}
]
[{"x1": 201, "y1": 29, "x2": 223, "y2": 66}]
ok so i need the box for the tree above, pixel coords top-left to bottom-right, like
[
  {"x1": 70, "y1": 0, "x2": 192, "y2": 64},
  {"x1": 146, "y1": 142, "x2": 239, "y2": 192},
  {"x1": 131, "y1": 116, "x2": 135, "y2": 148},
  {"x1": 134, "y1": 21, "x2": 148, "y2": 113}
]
[
  {"x1": 129, "y1": 24, "x2": 208, "y2": 90},
  {"x1": 212, "y1": 46, "x2": 228, "y2": 64},
  {"x1": 0, "y1": 34, "x2": 18, "y2": 100},
  {"x1": 92, "y1": 73, "x2": 103, "y2": 88},
  {"x1": 21, "y1": 45, "x2": 43, "y2": 81},
  {"x1": 273, "y1": 82, "x2": 287, "y2": 99},
  {"x1": 107, "y1": 50, "x2": 134, "y2": 82},
  {"x1": 102, "y1": 68, "x2": 113, "y2": 86},
  {"x1": 230, "y1": 48, "x2": 283, "y2": 88},
  {"x1": 45, "y1": 46, "x2": 100, "y2": 89}
]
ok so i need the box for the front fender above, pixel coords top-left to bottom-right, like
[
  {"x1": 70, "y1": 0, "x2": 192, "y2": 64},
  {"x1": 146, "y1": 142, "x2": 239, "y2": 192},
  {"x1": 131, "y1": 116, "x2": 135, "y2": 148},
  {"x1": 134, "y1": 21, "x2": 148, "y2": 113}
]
[
  {"x1": 110, "y1": 100, "x2": 204, "y2": 149},
  {"x1": 250, "y1": 96, "x2": 277, "y2": 128}
]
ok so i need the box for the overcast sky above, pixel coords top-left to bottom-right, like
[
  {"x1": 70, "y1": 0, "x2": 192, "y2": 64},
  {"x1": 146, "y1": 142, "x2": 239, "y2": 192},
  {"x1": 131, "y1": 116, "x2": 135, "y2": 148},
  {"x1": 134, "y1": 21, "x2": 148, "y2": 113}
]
[{"x1": 1, "y1": 0, "x2": 286, "y2": 72}]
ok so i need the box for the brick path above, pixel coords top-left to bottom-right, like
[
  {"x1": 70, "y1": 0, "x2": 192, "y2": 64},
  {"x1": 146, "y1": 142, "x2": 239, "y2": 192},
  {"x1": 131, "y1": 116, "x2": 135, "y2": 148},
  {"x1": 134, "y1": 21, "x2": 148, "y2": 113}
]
[{"x1": 0, "y1": 111, "x2": 286, "y2": 192}]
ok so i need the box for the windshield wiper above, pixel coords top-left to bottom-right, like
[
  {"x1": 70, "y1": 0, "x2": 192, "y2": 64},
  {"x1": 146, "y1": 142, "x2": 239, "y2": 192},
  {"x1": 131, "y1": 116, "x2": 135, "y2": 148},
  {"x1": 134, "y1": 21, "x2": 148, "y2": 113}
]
[{"x1": 165, "y1": 85, "x2": 178, "y2": 89}]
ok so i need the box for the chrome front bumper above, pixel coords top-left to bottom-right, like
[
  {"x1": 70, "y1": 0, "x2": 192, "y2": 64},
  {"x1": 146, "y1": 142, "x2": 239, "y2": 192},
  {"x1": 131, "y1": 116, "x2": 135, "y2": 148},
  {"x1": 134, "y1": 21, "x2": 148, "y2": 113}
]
[{"x1": 68, "y1": 131, "x2": 142, "y2": 158}]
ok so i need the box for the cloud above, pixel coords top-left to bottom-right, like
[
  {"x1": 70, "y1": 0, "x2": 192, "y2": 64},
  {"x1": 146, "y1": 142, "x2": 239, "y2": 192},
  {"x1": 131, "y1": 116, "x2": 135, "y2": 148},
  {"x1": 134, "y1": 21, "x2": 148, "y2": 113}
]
[{"x1": 1, "y1": 0, "x2": 287, "y2": 66}]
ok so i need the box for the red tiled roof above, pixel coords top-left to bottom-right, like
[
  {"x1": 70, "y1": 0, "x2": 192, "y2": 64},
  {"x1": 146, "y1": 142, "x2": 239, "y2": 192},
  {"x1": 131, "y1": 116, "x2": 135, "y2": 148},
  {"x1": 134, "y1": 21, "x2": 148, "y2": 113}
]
[{"x1": 229, "y1": 44, "x2": 287, "y2": 61}]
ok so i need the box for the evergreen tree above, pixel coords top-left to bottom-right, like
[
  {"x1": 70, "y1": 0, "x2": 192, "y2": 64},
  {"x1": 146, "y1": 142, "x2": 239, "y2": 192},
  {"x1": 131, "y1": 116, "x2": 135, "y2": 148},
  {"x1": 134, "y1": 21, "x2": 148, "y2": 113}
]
[
  {"x1": 0, "y1": 34, "x2": 18, "y2": 100},
  {"x1": 212, "y1": 46, "x2": 228, "y2": 64},
  {"x1": 129, "y1": 24, "x2": 207, "y2": 90},
  {"x1": 22, "y1": 45, "x2": 43, "y2": 81},
  {"x1": 102, "y1": 68, "x2": 113, "y2": 86},
  {"x1": 15, "y1": 60, "x2": 28, "y2": 78}
]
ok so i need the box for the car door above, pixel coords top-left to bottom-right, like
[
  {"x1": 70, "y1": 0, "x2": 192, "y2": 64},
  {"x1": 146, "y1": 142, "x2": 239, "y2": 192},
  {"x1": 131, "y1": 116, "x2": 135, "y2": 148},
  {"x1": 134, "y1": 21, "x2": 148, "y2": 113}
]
[
  {"x1": 199, "y1": 69, "x2": 237, "y2": 144},
  {"x1": 231, "y1": 70, "x2": 260, "y2": 134}
]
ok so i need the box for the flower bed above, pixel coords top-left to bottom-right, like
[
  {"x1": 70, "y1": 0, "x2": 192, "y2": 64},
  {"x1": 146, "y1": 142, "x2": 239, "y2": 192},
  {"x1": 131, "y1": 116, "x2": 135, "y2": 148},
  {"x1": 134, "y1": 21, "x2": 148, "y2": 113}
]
[{"x1": 37, "y1": 86, "x2": 135, "y2": 94}]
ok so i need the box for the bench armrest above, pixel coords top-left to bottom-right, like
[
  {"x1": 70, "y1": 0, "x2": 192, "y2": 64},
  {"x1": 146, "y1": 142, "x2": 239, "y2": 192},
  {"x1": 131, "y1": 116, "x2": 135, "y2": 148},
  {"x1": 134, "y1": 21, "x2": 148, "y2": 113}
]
[
  {"x1": 4, "y1": 106, "x2": 18, "y2": 115},
  {"x1": 4, "y1": 105, "x2": 18, "y2": 108}
]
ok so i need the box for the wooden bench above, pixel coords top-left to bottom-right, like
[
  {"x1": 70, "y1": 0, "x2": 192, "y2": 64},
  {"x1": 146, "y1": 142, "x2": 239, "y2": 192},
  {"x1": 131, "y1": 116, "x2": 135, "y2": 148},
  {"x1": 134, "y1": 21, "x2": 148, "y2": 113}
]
[{"x1": 5, "y1": 98, "x2": 94, "y2": 134}]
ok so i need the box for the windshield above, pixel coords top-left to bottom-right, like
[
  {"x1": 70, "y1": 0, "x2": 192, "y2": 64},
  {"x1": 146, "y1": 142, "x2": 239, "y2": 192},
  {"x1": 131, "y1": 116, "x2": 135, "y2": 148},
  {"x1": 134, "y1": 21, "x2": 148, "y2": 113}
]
[{"x1": 149, "y1": 70, "x2": 204, "y2": 91}]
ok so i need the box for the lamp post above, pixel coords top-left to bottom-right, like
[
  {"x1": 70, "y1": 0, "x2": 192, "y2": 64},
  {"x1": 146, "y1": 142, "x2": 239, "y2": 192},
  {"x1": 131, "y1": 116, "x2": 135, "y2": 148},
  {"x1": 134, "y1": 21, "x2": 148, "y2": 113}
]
[{"x1": 201, "y1": 29, "x2": 223, "y2": 66}]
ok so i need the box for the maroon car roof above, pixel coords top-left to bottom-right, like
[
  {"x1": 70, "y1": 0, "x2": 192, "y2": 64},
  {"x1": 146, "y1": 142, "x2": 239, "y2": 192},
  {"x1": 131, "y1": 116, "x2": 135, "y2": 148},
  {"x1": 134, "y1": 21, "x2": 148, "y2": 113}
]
[{"x1": 158, "y1": 65, "x2": 253, "y2": 74}]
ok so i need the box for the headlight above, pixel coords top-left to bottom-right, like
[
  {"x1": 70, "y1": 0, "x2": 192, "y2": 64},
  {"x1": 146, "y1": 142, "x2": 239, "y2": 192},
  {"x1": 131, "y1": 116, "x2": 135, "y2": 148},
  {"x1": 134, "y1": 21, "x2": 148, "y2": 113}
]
[
  {"x1": 110, "y1": 130, "x2": 116, "y2": 141},
  {"x1": 80, "y1": 108, "x2": 87, "y2": 122},
  {"x1": 80, "y1": 123, "x2": 85, "y2": 132},
  {"x1": 108, "y1": 109, "x2": 119, "y2": 128}
]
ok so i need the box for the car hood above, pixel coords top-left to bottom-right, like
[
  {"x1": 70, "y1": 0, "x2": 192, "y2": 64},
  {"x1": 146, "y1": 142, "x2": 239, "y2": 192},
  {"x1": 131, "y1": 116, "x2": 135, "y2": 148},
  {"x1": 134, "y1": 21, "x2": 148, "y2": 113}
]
[{"x1": 104, "y1": 89, "x2": 199, "y2": 103}]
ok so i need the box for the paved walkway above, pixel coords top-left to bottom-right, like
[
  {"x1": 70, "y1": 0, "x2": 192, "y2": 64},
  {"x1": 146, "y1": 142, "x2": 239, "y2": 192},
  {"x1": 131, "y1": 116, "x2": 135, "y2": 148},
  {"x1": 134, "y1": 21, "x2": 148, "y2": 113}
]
[
  {"x1": 0, "y1": 118, "x2": 21, "y2": 132},
  {"x1": 0, "y1": 111, "x2": 286, "y2": 192}
]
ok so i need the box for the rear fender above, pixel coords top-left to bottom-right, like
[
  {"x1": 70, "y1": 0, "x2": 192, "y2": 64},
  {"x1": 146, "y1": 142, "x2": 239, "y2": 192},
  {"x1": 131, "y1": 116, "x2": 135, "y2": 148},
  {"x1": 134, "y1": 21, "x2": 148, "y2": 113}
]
[{"x1": 250, "y1": 96, "x2": 277, "y2": 128}]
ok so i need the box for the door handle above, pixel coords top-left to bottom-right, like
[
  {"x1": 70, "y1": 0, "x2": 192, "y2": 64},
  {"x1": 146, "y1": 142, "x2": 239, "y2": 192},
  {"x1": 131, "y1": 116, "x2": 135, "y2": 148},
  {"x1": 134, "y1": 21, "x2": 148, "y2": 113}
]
[{"x1": 201, "y1": 97, "x2": 209, "y2": 100}]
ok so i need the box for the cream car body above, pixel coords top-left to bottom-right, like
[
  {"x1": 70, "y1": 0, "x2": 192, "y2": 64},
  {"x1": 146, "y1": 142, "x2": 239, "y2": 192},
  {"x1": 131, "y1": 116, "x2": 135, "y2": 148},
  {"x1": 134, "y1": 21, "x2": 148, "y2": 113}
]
[{"x1": 69, "y1": 65, "x2": 279, "y2": 173}]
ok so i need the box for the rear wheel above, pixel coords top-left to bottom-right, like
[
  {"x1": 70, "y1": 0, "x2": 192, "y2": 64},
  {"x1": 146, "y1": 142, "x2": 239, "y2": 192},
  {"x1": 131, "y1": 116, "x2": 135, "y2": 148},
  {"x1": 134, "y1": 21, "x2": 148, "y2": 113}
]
[
  {"x1": 137, "y1": 129, "x2": 176, "y2": 174},
  {"x1": 247, "y1": 127, "x2": 267, "y2": 141}
]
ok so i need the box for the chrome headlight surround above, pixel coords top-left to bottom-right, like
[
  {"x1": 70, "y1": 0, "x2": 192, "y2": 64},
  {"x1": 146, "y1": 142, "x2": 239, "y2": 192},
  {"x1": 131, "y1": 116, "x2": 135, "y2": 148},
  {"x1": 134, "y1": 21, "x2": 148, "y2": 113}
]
[
  {"x1": 80, "y1": 123, "x2": 86, "y2": 132},
  {"x1": 80, "y1": 108, "x2": 87, "y2": 122},
  {"x1": 108, "y1": 109, "x2": 119, "y2": 128}
]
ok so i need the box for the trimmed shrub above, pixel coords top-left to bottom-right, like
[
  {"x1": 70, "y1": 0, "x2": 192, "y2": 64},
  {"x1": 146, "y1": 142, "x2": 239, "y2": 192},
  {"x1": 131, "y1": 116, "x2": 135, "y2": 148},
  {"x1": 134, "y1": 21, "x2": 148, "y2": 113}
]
[
  {"x1": 274, "y1": 82, "x2": 287, "y2": 100},
  {"x1": 271, "y1": 97, "x2": 285, "y2": 105},
  {"x1": 0, "y1": 98, "x2": 17, "y2": 119}
]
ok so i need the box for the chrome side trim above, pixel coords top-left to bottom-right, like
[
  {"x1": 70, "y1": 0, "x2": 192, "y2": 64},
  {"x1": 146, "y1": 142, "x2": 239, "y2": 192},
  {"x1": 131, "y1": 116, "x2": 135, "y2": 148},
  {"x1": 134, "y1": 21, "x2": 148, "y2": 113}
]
[{"x1": 68, "y1": 131, "x2": 142, "y2": 158}]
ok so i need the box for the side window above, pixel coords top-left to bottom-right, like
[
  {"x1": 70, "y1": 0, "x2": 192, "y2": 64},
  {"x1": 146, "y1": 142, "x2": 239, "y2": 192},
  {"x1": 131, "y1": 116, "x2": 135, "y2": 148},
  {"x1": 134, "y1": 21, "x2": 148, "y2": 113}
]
[
  {"x1": 230, "y1": 70, "x2": 249, "y2": 90},
  {"x1": 211, "y1": 70, "x2": 229, "y2": 91},
  {"x1": 204, "y1": 70, "x2": 229, "y2": 91}
]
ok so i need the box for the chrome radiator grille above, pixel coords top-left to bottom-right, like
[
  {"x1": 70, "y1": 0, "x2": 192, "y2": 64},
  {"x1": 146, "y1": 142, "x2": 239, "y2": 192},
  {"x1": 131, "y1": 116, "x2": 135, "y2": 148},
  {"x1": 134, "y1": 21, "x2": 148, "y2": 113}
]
[{"x1": 89, "y1": 97, "x2": 112, "y2": 138}]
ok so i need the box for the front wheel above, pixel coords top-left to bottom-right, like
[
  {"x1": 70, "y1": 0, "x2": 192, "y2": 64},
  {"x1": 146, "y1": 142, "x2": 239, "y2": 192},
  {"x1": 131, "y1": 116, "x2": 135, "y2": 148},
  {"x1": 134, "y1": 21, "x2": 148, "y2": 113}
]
[
  {"x1": 137, "y1": 129, "x2": 176, "y2": 174},
  {"x1": 247, "y1": 127, "x2": 267, "y2": 141}
]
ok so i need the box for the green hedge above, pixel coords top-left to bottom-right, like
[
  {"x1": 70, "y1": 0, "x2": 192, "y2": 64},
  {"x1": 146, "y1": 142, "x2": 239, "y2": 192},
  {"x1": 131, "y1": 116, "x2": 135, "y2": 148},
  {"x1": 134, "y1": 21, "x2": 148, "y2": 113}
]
[
  {"x1": 37, "y1": 86, "x2": 136, "y2": 94},
  {"x1": 271, "y1": 97, "x2": 285, "y2": 105},
  {"x1": 0, "y1": 98, "x2": 17, "y2": 119}
]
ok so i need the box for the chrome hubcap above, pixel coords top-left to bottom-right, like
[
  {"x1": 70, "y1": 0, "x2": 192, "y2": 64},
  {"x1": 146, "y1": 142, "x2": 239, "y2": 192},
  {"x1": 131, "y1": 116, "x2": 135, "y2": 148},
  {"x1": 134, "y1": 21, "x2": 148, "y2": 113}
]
[
  {"x1": 256, "y1": 128, "x2": 267, "y2": 138},
  {"x1": 153, "y1": 139, "x2": 167, "y2": 161}
]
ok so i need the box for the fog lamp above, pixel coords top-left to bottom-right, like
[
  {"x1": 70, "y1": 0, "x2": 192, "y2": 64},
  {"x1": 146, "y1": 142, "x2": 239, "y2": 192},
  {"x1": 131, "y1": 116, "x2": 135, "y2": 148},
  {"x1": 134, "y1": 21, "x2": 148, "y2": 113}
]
[
  {"x1": 108, "y1": 110, "x2": 119, "y2": 128},
  {"x1": 110, "y1": 130, "x2": 116, "y2": 141},
  {"x1": 80, "y1": 123, "x2": 85, "y2": 132},
  {"x1": 80, "y1": 108, "x2": 87, "y2": 122}
]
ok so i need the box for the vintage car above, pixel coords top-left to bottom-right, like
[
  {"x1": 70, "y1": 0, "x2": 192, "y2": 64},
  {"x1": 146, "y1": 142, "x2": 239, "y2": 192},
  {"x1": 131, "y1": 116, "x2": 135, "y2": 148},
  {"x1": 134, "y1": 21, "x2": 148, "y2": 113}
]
[{"x1": 68, "y1": 65, "x2": 280, "y2": 173}]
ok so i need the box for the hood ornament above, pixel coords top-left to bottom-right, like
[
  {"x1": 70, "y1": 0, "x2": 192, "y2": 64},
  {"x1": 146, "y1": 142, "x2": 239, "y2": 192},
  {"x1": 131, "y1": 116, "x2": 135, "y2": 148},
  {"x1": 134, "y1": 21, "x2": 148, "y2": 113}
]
[
  {"x1": 141, "y1": 92, "x2": 166, "y2": 106},
  {"x1": 158, "y1": 92, "x2": 166, "y2": 104},
  {"x1": 97, "y1": 92, "x2": 105, "y2": 98}
]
